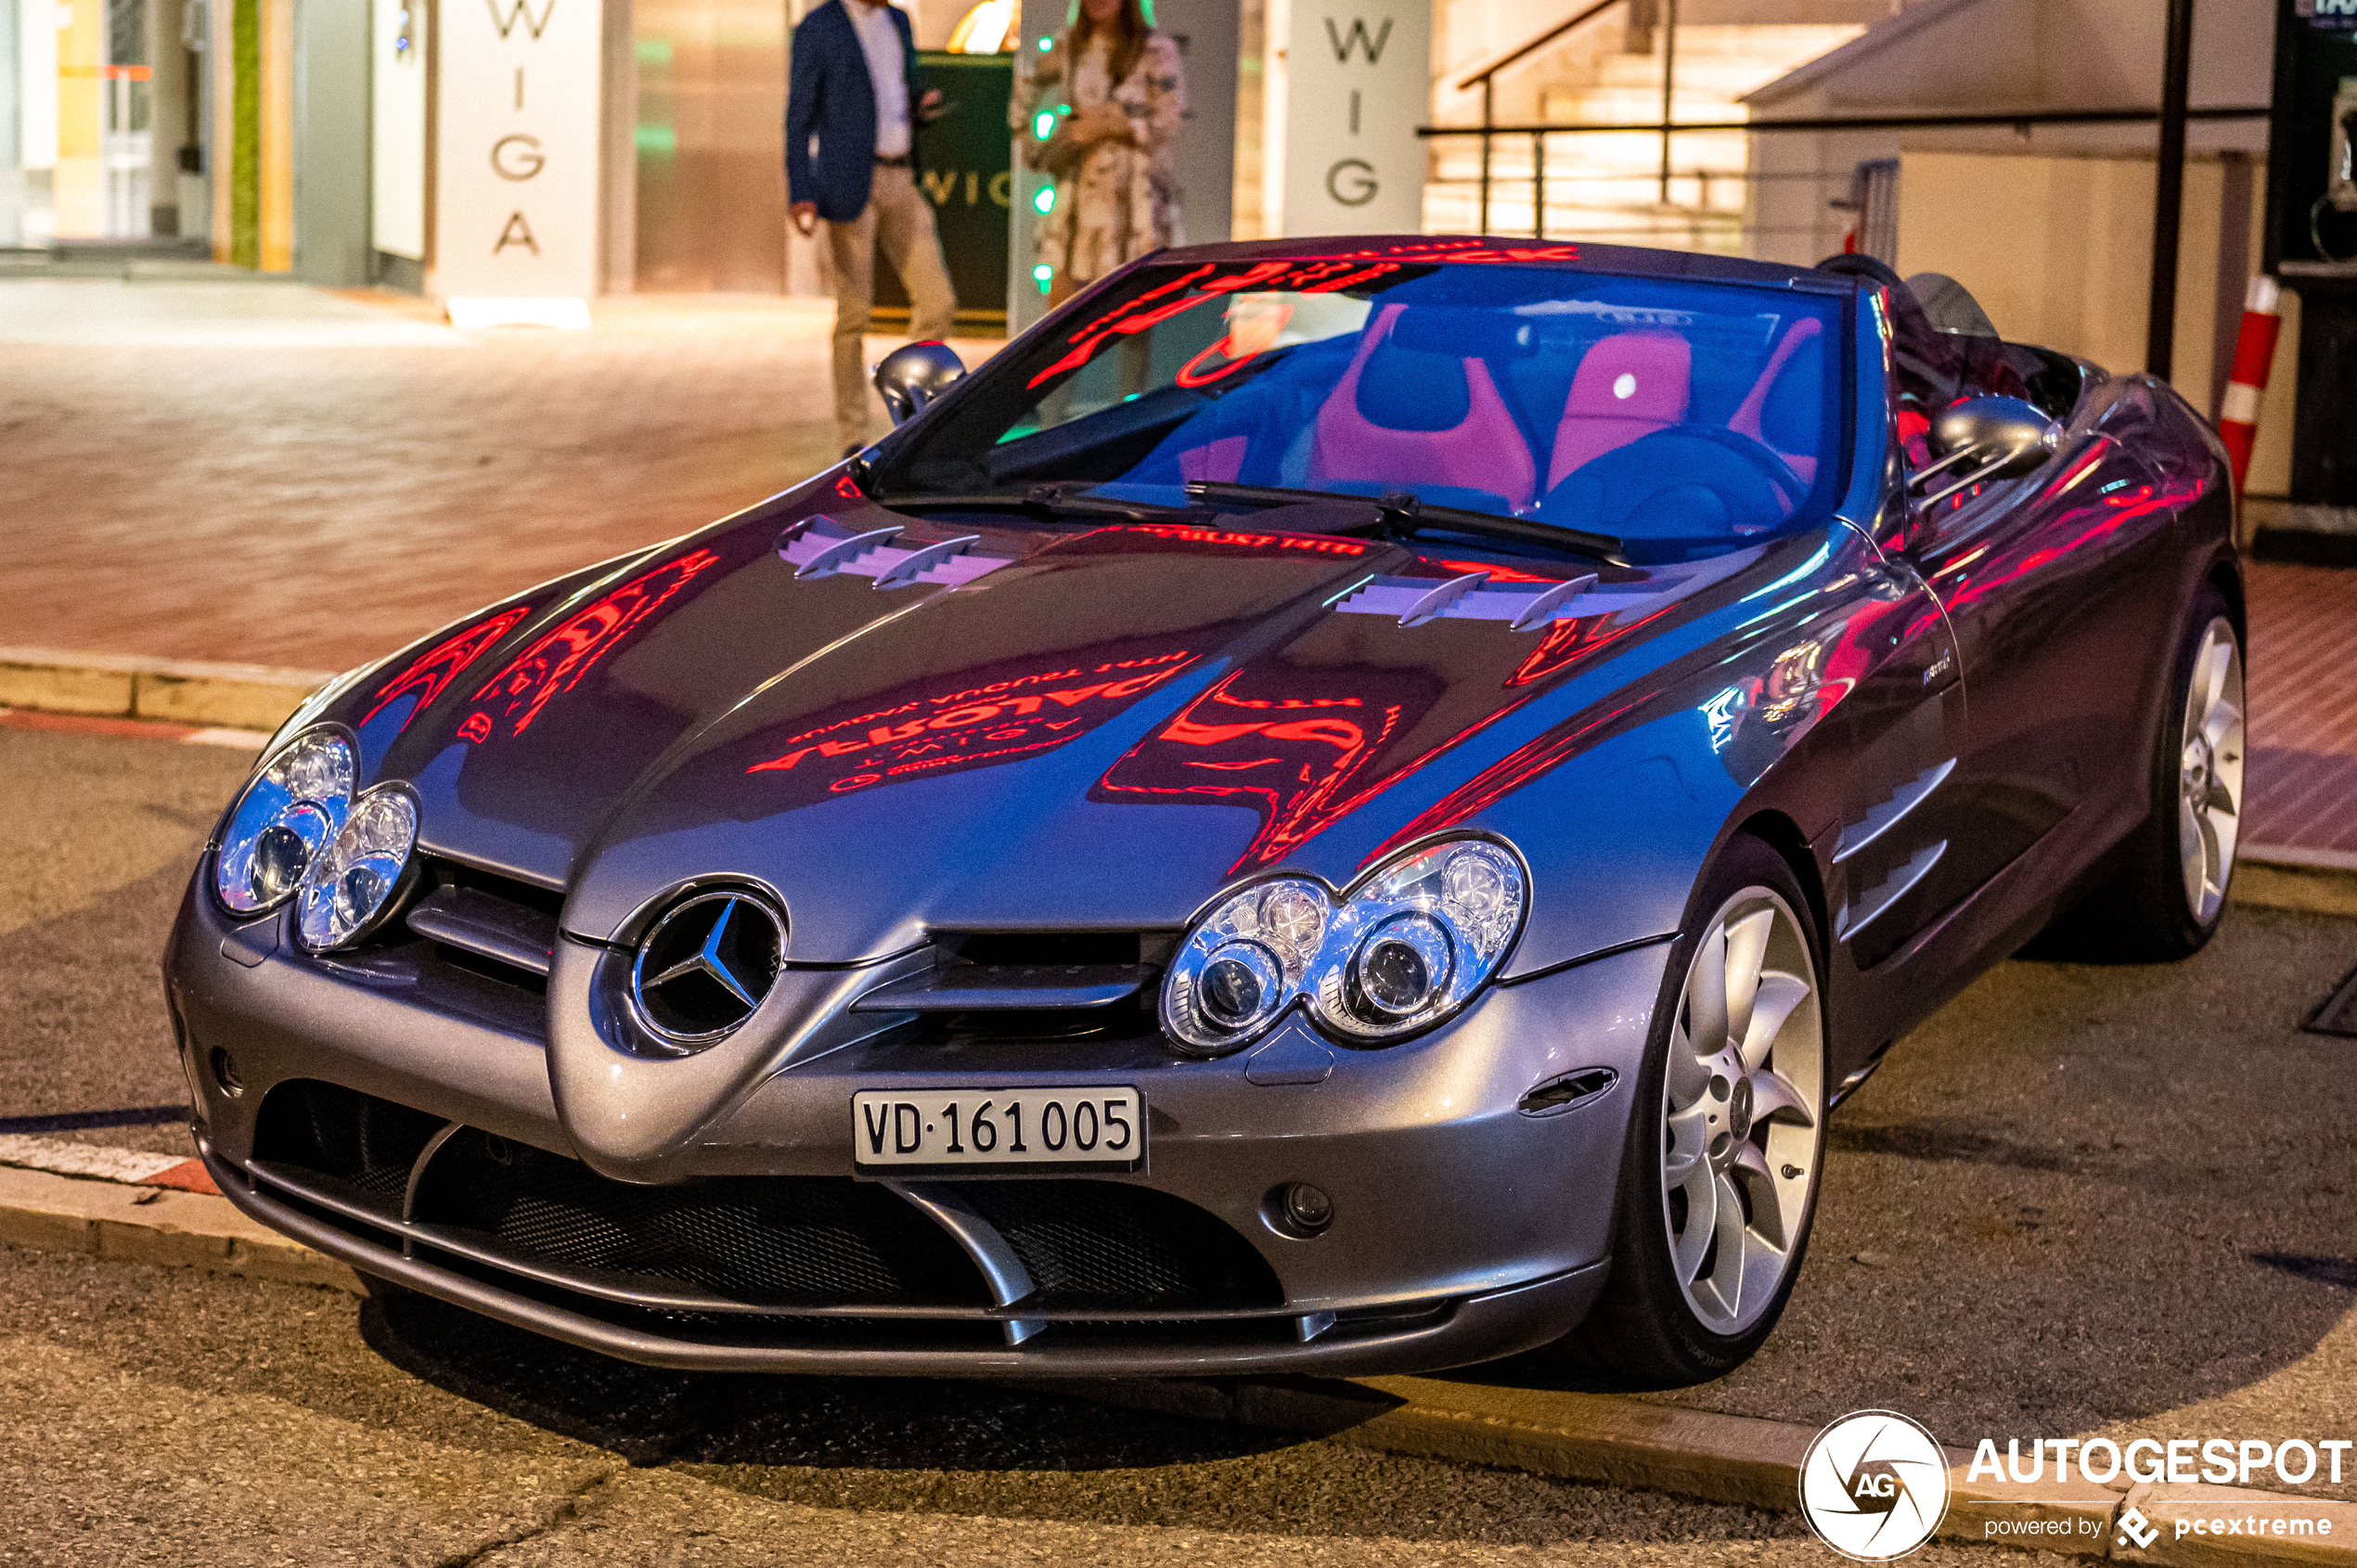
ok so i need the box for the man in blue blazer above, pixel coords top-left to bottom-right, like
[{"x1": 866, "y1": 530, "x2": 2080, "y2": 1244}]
[{"x1": 788, "y1": 0, "x2": 958, "y2": 455}]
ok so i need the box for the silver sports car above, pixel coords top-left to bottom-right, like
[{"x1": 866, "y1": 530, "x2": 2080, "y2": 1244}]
[{"x1": 165, "y1": 238, "x2": 2242, "y2": 1384}]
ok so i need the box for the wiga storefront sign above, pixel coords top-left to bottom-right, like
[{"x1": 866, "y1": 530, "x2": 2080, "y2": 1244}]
[
  {"x1": 433, "y1": 0, "x2": 603, "y2": 321},
  {"x1": 1276, "y1": 2, "x2": 1431, "y2": 236}
]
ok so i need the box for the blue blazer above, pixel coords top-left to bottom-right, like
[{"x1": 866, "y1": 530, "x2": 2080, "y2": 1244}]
[{"x1": 786, "y1": 0, "x2": 923, "y2": 223}]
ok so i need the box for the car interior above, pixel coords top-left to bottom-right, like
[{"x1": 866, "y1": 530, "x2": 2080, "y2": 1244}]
[
  {"x1": 882, "y1": 258, "x2": 2083, "y2": 566},
  {"x1": 1115, "y1": 297, "x2": 1836, "y2": 559}
]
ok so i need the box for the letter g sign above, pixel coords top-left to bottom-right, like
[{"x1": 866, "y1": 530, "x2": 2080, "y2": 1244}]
[
  {"x1": 492, "y1": 134, "x2": 546, "y2": 181},
  {"x1": 1326, "y1": 158, "x2": 1377, "y2": 207}
]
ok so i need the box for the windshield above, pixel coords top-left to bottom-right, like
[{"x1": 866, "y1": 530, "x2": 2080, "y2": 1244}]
[{"x1": 869, "y1": 256, "x2": 1848, "y2": 564}]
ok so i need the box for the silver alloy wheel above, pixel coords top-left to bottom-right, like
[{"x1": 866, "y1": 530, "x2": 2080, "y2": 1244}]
[
  {"x1": 2178, "y1": 616, "x2": 2246, "y2": 925},
  {"x1": 1659, "y1": 887, "x2": 1823, "y2": 1335}
]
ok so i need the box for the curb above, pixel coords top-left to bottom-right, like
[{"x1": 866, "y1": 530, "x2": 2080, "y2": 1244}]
[
  {"x1": 1044, "y1": 1377, "x2": 2357, "y2": 1564},
  {"x1": 2237, "y1": 848, "x2": 2357, "y2": 920},
  {"x1": 0, "y1": 1163, "x2": 361, "y2": 1294},
  {"x1": 0, "y1": 645, "x2": 331, "y2": 733},
  {"x1": 0, "y1": 1171, "x2": 2350, "y2": 1565}
]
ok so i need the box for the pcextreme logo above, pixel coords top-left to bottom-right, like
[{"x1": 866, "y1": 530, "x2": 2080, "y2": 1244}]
[{"x1": 1798, "y1": 1410, "x2": 1952, "y2": 1562}]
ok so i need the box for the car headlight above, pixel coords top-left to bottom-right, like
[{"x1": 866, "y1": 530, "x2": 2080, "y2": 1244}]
[
  {"x1": 1162, "y1": 838, "x2": 1526, "y2": 1054},
  {"x1": 294, "y1": 785, "x2": 420, "y2": 951},
  {"x1": 1164, "y1": 877, "x2": 1328, "y2": 1053},
  {"x1": 1309, "y1": 840, "x2": 1526, "y2": 1042},
  {"x1": 213, "y1": 726, "x2": 356, "y2": 916}
]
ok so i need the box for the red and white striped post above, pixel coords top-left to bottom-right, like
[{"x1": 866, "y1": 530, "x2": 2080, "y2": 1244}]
[{"x1": 2217, "y1": 275, "x2": 2283, "y2": 493}]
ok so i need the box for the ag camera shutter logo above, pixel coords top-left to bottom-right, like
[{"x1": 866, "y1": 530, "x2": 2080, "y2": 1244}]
[{"x1": 1798, "y1": 1409, "x2": 1952, "y2": 1561}]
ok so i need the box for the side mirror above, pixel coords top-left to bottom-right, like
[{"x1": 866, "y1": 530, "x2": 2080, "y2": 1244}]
[
  {"x1": 1911, "y1": 395, "x2": 2062, "y2": 509},
  {"x1": 873, "y1": 341, "x2": 966, "y2": 426},
  {"x1": 1929, "y1": 395, "x2": 2061, "y2": 480}
]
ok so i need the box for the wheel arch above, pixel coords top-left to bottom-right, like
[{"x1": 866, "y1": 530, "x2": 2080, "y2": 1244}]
[
  {"x1": 2206, "y1": 548, "x2": 2247, "y2": 644},
  {"x1": 1727, "y1": 808, "x2": 1829, "y2": 962}
]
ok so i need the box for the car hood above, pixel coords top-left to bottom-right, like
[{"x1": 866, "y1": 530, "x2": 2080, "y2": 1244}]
[{"x1": 340, "y1": 483, "x2": 1772, "y2": 962}]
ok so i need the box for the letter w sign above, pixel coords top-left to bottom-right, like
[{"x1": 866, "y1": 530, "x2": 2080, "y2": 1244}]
[
  {"x1": 1325, "y1": 16, "x2": 1392, "y2": 64},
  {"x1": 487, "y1": 0, "x2": 556, "y2": 39}
]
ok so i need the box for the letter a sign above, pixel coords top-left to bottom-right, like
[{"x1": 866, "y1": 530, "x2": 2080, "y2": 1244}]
[
  {"x1": 433, "y1": 0, "x2": 602, "y2": 319},
  {"x1": 1277, "y1": 3, "x2": 1430, "y2": 236}
]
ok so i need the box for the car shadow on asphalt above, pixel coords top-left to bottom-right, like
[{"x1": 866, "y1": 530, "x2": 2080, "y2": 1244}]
[
  {"x1": 358, "y1": 1285, "x2": 1302, "y2": 1473},
  {"x1": 352, "y1": 1285, "x2": 1809, "y2": 1547}
]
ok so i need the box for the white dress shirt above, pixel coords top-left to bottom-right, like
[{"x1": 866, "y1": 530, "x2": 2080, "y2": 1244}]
[{"x1": 845, "y1": 1, "x2": 912, "y2": 158}]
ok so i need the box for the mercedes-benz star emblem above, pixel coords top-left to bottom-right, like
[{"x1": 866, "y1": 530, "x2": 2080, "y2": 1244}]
[{"x1": 628, "y1": 890, "x2": 785, "y2": 1046}]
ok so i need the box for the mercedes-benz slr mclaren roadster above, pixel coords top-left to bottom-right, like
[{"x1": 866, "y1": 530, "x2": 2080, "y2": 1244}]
[{"x1": 165, "y1": 238, "x2": 2243, "y2": 1384}]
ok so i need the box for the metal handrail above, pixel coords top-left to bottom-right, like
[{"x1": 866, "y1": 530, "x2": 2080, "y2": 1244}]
[
  {"x1": 1418, "y1": 105, "x2": 2270, "y2": 244},
  {"x1": 1453, "y1": 0, "x2": 1628, "y2": 92},
  {"x1": 1449, "y1": 0, "x2": 1632, "y2": 236},
  {"x1": 1418, "y1": 105, "x2": 2272, "y2": 139}
]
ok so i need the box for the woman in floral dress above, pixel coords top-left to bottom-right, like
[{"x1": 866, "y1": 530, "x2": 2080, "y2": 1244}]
[{"x1": 1016, "y1": 0, "x2": 1189, "y2": 303}]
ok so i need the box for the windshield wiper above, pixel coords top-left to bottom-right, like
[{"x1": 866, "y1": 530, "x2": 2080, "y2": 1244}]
[
  {"x1": 876, "y1": 483, "x2": 1197, "y2": 523},
  {"x1": 1185, "y1": 481, "x2": 1626, "y2": 565}
]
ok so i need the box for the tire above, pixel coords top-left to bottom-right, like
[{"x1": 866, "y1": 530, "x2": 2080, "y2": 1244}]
[
  {"x1": 1552, "y1": 834, "x2": 1829, "y2": 1387},
  {"x1": 2030, "y1": 584, "x2": 2244, "y2": 962}
]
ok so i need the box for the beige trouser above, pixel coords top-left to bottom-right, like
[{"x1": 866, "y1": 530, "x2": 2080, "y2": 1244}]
[{"x1": 824, "y1": 163, "x2": 957, "y2": 449}]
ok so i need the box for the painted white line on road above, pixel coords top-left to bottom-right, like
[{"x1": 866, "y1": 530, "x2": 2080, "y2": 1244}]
[
  {"x1": 184, "y1": 726, "x2": 271, "y2": 751},
  {"x1": 0, "y1": 1134, "x2": 188, "y2": 1184}
]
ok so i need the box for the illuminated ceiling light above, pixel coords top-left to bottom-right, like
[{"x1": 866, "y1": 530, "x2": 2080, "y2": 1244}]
[
  {"x1": 1033, "y1": 185, "x2": 1056, "y2": 214},
  {"x1": 947, "y1": 0, "x2": 1015, "y2": 53}
]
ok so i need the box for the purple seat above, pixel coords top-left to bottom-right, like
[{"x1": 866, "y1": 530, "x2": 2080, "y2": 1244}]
[
  {"x1": 1307, "y1": 305, "x2": 1538, "y2": 509},
  {"x1": 1728, "y1": 317, "x2": 1823, "y2": 486},
  {"x1": 1544, "y1": 330, "x2": 1692, "y2": 491}
]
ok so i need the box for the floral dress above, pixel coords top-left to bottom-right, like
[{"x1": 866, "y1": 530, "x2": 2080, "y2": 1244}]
[{"x1": 1017, "y1": 31, "x2": 1188, "y2": 289}]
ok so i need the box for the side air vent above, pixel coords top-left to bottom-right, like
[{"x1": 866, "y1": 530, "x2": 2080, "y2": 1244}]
[{"x1": 1518, "y1": 1067, "x2": 1617, "y2": 1117}]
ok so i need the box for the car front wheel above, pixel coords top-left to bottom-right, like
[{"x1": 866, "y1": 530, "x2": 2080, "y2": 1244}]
[{"x1": 1560, "y1": 835, "x2": 1828, "y2": 1386}]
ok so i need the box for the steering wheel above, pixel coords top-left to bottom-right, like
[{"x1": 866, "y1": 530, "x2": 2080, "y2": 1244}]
[{"x1": 1665, "y1": 423, "x2": 1811, "y2": 505}]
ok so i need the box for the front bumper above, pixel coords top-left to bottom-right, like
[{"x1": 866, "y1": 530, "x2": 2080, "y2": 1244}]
[{"x1": 166, "y1": 875, "x2": 1664, "y2": 1377}]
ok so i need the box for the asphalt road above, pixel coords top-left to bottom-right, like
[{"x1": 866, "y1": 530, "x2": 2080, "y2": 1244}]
[
  {"x1": 0, "y1": 1248, "x2": 2081, "y2": 1568},
  {"x1": 1, "y1": 718, "x2": 2352, "y2": 1562}
]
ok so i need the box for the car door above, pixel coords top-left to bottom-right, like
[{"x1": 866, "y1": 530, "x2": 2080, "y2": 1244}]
[
  {"x1": 1900, "y1": 375, "x2": 2187, "y2": 940},
  {"x1": 1817, "y1": 515, "x2": 1967, "y2": 978}
]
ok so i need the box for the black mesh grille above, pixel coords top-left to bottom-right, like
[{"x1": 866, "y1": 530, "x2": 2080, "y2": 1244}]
[
  {"x1": 241, "y1": 1085, "x2": 1287, "y2": 1333},
  {"x1": 954, "y1": 1181, "x2": 1282, "y2": 1310},
  {"x1": 251, "y1": 1080, "x2": 444, "y2": 1210},
  {"x1": 410, "y1": 1129, "x2": 988, "y2": 1308}
]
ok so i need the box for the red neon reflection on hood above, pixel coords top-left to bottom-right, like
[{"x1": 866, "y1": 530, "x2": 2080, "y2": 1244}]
[
  {"x1": 742, "y1": 647, "x2": 1201, "y2": 805},
  {"x1": 359, "y1": 607, "x2": 531, "y2": 733},
  {"x1": 1366, "y1": 698, "x2": 1646, "y2": 864},
  {"x1": 456, "y1": 549, "x2": 723, "y2": 743},
  {"x1": 1094, "y1": 670, "x2": 1409, "y2": 870}
]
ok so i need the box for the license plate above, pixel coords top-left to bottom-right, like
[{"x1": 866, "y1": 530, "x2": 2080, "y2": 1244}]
[{"x1": 851, "y1": 1086, "x2": 1145, "y2": 1175}]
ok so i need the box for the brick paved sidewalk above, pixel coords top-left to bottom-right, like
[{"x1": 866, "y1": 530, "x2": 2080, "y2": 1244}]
[
  {"x1": 3, "y1": 277, "x2": 2348, "y2": 863},
  {"x1": 0, "y1": 280, "x2": 996, "y2": 670},
  {"x1": 2245, "y1": 560, "x2": 2357, "y2": 864}
]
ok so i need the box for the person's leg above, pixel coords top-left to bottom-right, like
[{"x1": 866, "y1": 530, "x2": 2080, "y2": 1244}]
[
  {"x1": 824, "y1": 199, "x2": 880, "y2": 452},
  {"x1": 875, "y1": 166, "x2": 958, "y2": 343}
]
